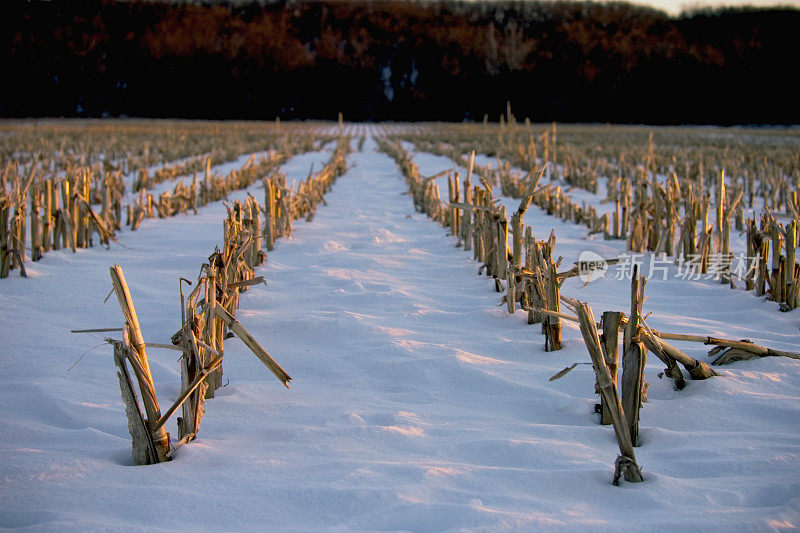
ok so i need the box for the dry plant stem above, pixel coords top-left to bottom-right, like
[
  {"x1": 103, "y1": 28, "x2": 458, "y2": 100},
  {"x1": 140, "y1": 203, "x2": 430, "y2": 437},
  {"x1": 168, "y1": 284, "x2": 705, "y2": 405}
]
[
  {"x1": 188, "y1": 315, "x2": 208, "y2": 436},
  {"x1": 532, "y1": 307, "x2": 578, "y2": 323},
  {"x1": 226, "y1": 276, "x2": 266, "y2": 290},
  {"x1": 112, "y1": 340, "x2": 158, "y2": 465},
  {"x1": 649, "y1": 331, "x2": 800, "y2": 360},
  {"x1": 640, "y1": 321, "x2": 718, "y2": 379},
  {"x1": 43, "y1": 179, "x2": 53, "y2": 253},
  {"x1": 544, "y1": 261, "x2": 562, "y2": 351},
  {"x1": 0, "y1": 198, "x2": 9, "y2": 279},
  {"x1": 205, "y1": 266, "x2": 221, "y2": 397},
  {"x1": 506, "y1": 265, "x2": 516, "y2": 314},
  {"x1": 575, "y1": 302, "x2": 643, "y2": 485},
  {"x1": 640, "y1": 325, "x2": 686, "y2": 390},
  {"x1": 166, "y1": 432, "x2": 196, "y2": 459},
  {"x1": 525, "y1": 226, "x2": 538, "y2": 324},
  {"x1": 784, "y1": 219, "x2": 797, "y2": 309},
  {"x1": 145, "y1": 342, "x2": 182, "y2": 351},
  {"x1": 214, "y1": 305, "x2": 292, "y2": 387},
  {"x1": 599, "y1": 311, "x2": 622, "y2": 425},
  {"x1": 152, "y1": 355, "x2": 223, "y2": 433},
  {"x1": 71, "y1": 327, "x2": 124, "y2": 333},
  {"x1": 109, "y1": 265, "x2": 170, "y2": 462},
  {"x1": 178, "y1": 315, "x2": 197, "y2": 441},
  {"x1": 195, "y1": 338, "x2": 220, "y2": 357},
  {"x1": 622, "y1": 266, "x2": 647, "y2": 447},
  {"x1": 110, "y1": 267, "x2": 154, "y2": 391}
]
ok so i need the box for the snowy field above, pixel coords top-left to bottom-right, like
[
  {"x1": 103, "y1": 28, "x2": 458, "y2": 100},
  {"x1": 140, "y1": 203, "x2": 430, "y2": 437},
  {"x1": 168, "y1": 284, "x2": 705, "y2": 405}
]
[{"x1": 1, "y1": 135, "x2": 799, "y2": 531}]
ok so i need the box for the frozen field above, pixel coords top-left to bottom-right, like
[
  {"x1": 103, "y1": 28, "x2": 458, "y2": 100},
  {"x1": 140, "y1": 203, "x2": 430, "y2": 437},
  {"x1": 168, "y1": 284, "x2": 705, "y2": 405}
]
[{"x1": 1, "y1": 134, "x2": 799, "y2": 531}]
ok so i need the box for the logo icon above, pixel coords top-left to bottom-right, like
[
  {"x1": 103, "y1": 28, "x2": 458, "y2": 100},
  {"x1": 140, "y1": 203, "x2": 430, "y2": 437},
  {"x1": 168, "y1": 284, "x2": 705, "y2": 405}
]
[{"x1": 577, "y1": 250, "x2": 608, "y2": 283}]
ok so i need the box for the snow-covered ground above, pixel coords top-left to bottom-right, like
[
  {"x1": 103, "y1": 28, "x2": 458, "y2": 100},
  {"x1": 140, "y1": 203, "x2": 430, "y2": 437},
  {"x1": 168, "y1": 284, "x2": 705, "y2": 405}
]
[
  {"x1": 280, "y1": 146, "x2": 338, "y2": 191},
  {"x1": 1, "y1": 137, "x2": 799, "y2": 531}
]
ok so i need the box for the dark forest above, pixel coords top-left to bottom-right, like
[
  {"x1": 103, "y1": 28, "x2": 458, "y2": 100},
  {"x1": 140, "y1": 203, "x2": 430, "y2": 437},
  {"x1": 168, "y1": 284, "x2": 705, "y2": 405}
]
[{"x1": 3, "y1": 0, "x2": 799, "y2": 124}]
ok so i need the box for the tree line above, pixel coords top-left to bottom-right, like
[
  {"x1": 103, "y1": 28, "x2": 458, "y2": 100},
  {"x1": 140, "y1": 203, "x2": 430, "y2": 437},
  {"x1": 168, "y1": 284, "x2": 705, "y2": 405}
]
[{"x1": 2, "y1": 0, "x2": 798, "y2": 124}]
